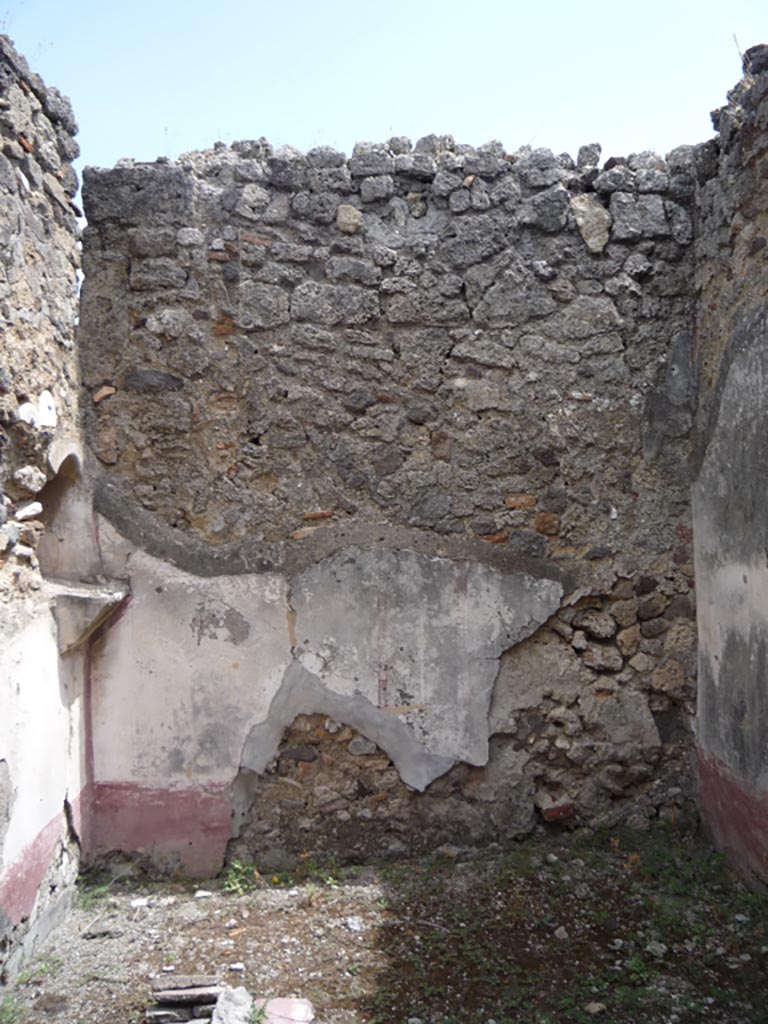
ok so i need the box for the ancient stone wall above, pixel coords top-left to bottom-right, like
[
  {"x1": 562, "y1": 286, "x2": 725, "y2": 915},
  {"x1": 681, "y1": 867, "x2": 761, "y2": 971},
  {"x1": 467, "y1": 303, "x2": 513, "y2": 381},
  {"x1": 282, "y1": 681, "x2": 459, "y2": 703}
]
[
  {"x1": 7, "y1": 24, "x2": 768, "y2": 977},
  {"x1": 0, "y1": 35, "x2": 83, "y2": 977},
  {"x1": 692, "y1": 44, "x2": 768, "y2": 884},
  {"x1": 77, "y1": 124, "x2": 699, "y2": 872}
]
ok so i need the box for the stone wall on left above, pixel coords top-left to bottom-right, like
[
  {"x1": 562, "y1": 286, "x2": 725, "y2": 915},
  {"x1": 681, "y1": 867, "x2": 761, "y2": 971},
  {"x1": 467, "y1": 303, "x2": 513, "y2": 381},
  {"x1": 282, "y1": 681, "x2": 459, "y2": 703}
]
[{"x1": 0, "y1": 34, "x2": 87, "y2": 980}]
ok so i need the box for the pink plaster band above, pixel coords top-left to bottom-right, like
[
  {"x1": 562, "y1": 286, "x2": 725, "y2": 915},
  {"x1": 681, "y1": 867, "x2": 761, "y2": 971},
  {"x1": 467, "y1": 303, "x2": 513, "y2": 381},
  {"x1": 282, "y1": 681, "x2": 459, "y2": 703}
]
[
  {"x1": 0, "y1": 812, "x2": 67, "y2": 925},
  {"x1": 697, "y1": 750, "x2": 768, "y2": 884},
  {"x1": 89, "y1": 783, "x2": 232, "y2": 876}
]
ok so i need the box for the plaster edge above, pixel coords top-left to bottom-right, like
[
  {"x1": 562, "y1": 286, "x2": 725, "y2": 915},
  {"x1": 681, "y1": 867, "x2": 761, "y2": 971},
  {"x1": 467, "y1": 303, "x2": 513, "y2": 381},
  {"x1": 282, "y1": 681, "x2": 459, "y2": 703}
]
[{"x1": 239, "y1": 660, "x2": 456, "y2": 793}]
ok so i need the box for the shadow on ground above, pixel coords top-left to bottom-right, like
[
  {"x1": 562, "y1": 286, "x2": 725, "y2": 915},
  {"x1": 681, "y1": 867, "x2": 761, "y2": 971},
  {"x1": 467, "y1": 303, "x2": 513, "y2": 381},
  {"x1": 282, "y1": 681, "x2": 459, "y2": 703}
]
[
  {"x1": 360, "y1": 828, "x2": 768, "y2": 1024},
  {"x1": 5, "y1": 827, "x2": 768, "y2": 1024}
]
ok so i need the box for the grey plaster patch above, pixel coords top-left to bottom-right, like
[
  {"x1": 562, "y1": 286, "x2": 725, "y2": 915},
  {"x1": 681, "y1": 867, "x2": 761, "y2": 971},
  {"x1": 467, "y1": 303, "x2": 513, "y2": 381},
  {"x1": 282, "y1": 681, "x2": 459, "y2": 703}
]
[
  {"x1": 239, "y1": 660, "x2": 456, "y2": 792},
  {"x1": 85, "y1": 544, "x2": 291, "y2": 786},
  {"x1": 694, "y1": 302, "x2": 768, "y2": 782},
  {"x1": 289, "y1": 547, "x2": 562, "y2": 768},
  {"x1": 698, "y1": 630, "x2": 768, "y2": 783},
  {"x1": 191, "y1": 597, "x2": 251, "y2": 646},
  {"x1": 239, "y1": 546, "x2": 562, "y2": 790},
  {"x1": 691, "y1": 302, "x2": 768, "y2": 480},
  {"x1": 644, "y1": 329, "x2": 694, "y2": 460}
]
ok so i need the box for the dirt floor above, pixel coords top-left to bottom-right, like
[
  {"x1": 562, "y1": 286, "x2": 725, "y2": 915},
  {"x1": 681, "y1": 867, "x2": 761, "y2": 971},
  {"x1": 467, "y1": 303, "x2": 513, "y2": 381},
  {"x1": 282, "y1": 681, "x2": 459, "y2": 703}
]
[{"x1": 2, "y1": 827, "x2": 767, "y2": 1024}]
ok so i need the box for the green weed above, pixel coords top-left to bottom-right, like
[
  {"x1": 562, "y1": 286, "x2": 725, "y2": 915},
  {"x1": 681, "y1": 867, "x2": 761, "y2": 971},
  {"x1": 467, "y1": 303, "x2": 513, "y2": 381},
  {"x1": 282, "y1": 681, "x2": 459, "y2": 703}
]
[
  {"x1": 76, "y1": 879, "x2": 112, "y2": 911},
  {"x1": 0, "y1": 994, "x2": 22, "y2": 1024},
  {"x1": 249, "y1": 999, "x2": 267, "y2": 1024},
  {"x1": 222, "y1": 859, "x2": 261, "y2": 895},
  {"x1": 15, "y1": 954, "x2": 60, "y2": 985}
]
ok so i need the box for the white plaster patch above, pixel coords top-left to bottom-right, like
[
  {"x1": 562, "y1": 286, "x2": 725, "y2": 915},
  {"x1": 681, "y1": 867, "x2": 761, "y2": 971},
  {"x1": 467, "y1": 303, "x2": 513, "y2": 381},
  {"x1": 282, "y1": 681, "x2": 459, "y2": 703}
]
[
  {"x1": 695, "y1": 559, "x2": 768, "y2": 689},
  {"x1": 289, "y1": 547, "x2": 563, "y2": 771},
  {"x1": 90, "y1": 549, "x2": 292, "y2": 786},
  {"x1": 0, "y1": 607, "x2": 83, "y2": 866},
  {"x1": 17, "y1": 389, "x2": 57, "y2": 429}
]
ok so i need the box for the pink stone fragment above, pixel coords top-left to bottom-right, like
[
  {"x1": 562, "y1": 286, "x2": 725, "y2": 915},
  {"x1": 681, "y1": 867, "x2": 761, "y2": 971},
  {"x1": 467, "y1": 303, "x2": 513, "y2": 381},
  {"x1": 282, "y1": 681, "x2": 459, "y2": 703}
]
[{"x1": 265, "y1": 997, "x2": 315, "y2": 1023}]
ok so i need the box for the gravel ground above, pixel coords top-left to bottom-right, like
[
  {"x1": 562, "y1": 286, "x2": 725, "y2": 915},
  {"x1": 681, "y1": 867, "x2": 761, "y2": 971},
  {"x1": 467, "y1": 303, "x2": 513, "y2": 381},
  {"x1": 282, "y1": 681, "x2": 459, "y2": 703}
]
[{"x1": 2, "y1": 827, "x2": 767, "y2": 1024}]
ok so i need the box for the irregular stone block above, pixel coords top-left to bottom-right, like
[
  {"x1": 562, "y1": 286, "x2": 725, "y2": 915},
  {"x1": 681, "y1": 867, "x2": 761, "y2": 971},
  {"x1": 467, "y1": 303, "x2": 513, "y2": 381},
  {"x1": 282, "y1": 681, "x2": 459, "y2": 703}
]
[
  {"x1": 123, "y1": 369, "x2": 184, "y2": 392},
  {"x1": 307, "y1": 145, "x2": 346, "y2": 168},
  {"x1": 463, "y1": 151, "x2": 507, "y2": 180},
  {"x1": 145, "y1": 1009, "x2": 193, "y2": 1023},
  {"x1": 518, "y1": 183, "x2": 570, "y2": 232},
  {"x1": 578, "y1": 689, "x2": 660, "y2": 762},
  {"x1": 211, "y1": 986, "x2": 253, "y2": 1024},
  {"x1": 325, "y1": 256, "x2": 381, "y2": 286},
  {"x1": 307, "y1": 164, "x2": 352, "y2": 193},
  {"x1": 128, "y1": 227, "x2": 177, "y2": 257},
  {"x1": 129, "y1": 258, "x2": 187, "y2": 291},
  {"x1": 385, "y1": 288, "x2": 468, "y2": 324},
  {"x1": 572, "y1": 610, "x2": 617, "y2": 639},
  {"x1": 440, "y1": 213, "x2": 504, "y2": 267},
  {"x1": 336, "y1": 203, "x2": 363, "y2": 233},
  {"x1": 291, "y1": 281, "x2": 379, "y2": 325},
  {"x1": 472, "y1": 272, "x2": 557, "y2": 325},
  {"x1": 577, "y1": 143, "x2": 601, "y2": 169},
  {"x1": 570, "y1": 194, "x2": 612, "y2": 253},
  {"x1": 550, "y1": 295, "x2": 622, "y2": 339},
  {"x1": 83, "y1": 165, "x2": 194, "y2": 225},
  {"x1": 234, "y1": 183, "x2": 270, "y2": 220},
  {"x1": 515, "y1": 148, "x2": 563, "y2": 188},
  {"x1": 636, "y1": 168, "x2": 669, "y2": 193},
  {"x1": 237, "y1": 280, "x2": 290, "y2": 329},
  {"x1": 233, "y1": 160, "x2": 268, "y2": 184},
  {"x1": 593, "y1": 164, "x2": 635, "y2": 193},
  {"x1": 582, "y1": 644, "x2": 623, "y2": 673},
  {"x1": 610, "y1": 191, "x2": 669, "y2": 240},
  {"x1": 268, "y1": 148, "x2": 307, "y2": 189},
  {"x1": 147, "y1": 987, "x2": 221, "y2": 1005},
  {"x1": 349, "y1": 143, "x2": 395, "y2": 177},
  {"x1": 151, "y1": 975, "x2": 220, "y2": 992},
  {"x1": 394, "y1": 153, "x2": 437, "y2": 180},
  {"x1": 359, "y1": 175, "x2": 394, "y2": 202}
]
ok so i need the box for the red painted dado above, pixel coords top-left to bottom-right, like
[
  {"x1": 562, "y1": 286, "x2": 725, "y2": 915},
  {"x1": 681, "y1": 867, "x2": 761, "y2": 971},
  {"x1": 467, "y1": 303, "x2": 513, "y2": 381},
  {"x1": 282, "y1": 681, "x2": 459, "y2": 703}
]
[
  {"x1": 0, "y1": 789, "x2": 89, "y2": 926},
  {"x1": 89, "y1": 783, "x2": 232, "y2": 876},
  {"x1": 698, "y1": 750, "x2": 768, "y2": 884},
  {"x1": 0, "y1": 811, "x2": 67, "y2": 926}
]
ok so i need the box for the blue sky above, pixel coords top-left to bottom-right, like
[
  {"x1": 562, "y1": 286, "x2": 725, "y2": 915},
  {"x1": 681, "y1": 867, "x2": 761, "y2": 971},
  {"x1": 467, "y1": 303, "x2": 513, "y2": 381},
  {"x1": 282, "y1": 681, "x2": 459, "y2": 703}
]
[{"x1": 2, "y1": 0, "x2": 766, "y2": 175}]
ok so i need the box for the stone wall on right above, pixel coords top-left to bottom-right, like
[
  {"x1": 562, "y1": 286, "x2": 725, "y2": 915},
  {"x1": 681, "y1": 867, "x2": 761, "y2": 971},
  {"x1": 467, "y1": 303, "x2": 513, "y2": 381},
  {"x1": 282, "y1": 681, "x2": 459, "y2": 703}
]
[{"x1": 693, "y1": 44, "x2": 768, "y2": 884}]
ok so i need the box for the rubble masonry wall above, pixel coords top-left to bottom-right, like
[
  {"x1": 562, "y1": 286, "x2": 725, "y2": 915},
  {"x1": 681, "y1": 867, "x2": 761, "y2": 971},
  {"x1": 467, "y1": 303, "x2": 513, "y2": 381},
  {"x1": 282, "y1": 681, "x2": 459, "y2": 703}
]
[
  {"x1": 6, "y1": 36, "x2": 768, "y2": 976},
  {"x1": 0, "y1": 35, "x2": 83, "y2": 978},
  {"x1": 77, "y1": 124, "x2": 700, "y2": 873}
]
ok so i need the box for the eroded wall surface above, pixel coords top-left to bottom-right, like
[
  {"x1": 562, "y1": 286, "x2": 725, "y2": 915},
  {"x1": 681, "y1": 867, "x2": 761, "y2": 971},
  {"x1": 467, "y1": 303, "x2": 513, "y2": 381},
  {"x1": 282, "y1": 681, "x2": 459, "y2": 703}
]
[
  {"x1": 693, "y1": 46, "x2": 768, "y2": 883},
  {"x1": 0, "y1": 36, "x2": 83, "y2": 977},
  {"x1": 78, "y1": 125, "x2": 699, "y2": 870}
]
